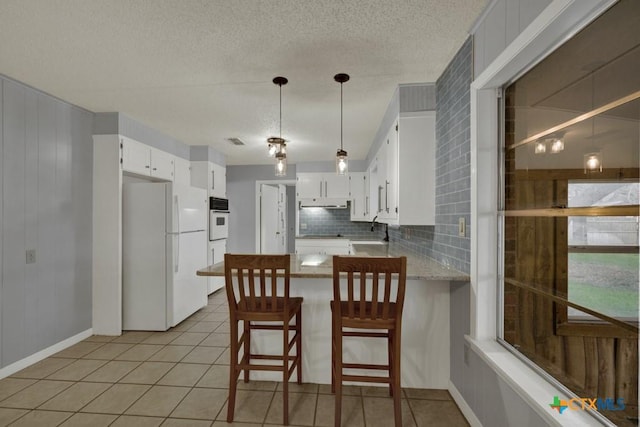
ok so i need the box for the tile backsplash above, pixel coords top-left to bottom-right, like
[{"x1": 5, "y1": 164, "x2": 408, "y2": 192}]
[{"x1": 298, "y1": 204, "x2": 385, "y2": 238}]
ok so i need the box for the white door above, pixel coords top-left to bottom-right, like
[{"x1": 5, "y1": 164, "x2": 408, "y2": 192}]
[
  {"x1": 277, "y1": 184, "x2": 287, "y2": 253},
  {"x1": 260, "y1": 184, "x2": 280, "y2": 254}
]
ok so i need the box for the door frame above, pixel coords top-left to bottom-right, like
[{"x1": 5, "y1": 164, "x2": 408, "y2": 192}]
[{"x1": 254, "y1": 180, "x2": 296, "y2": 253}]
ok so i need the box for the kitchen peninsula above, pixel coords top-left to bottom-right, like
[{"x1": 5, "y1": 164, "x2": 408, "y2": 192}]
[{"x1": 197, "y1": 245, "x2": 469, "y2": 389}]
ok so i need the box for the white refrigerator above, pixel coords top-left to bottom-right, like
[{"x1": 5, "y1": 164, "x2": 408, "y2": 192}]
[{"x1": 123, "y1": 182, "x2": 208, "y2": 331}]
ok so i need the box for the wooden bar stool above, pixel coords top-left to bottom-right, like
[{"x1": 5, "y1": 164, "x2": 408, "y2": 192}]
[
  {"x1": 331, "y1": 255, "x2": 407, "y2": 427},
  {"x1": 224, "y1": 254, "x2": 303, "y2": 425}
]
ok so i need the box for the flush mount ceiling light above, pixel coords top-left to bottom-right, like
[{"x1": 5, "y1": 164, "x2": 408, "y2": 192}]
[
  {"x1": 334, "y1": 73, "x2": 350, "y2": 175},
  {"x1": 269, "y1": 76, "x2": 288, "y2": 176}
]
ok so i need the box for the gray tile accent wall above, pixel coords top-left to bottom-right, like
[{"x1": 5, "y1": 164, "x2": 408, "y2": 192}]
[
  {"x1": 299, "y1": 206, "x2": 385, "y2": 237},
  {"x1": 430, "y1": 36, "x2": 472, "y2": 273},
  {"x1": 387, "y1": 38, "x2": 472, "y2": 273}
]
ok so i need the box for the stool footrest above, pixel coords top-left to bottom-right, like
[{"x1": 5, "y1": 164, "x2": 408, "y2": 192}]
[
  {"x1": 343, "y1": 331, "x2": 388, "y2": 338},
  {"x1": 343, "y1": 362, "x2": 389, "y2": 371},
  {"x1": 342, "y1": 374, "x2": 391, "y2": 384}
]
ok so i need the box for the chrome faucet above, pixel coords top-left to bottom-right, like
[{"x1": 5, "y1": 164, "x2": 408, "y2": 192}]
[{"x1": 370, "y1": 215, "x2": 378, "y2": 232}]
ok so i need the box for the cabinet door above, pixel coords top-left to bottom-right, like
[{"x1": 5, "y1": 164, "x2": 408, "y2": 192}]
[
  {"x1": 323, "y1": 173, "x2": 350, "y2": 198},
  {"x1": 296, "y1": 173, "x2": 323, "y2": 199},
  {"x1": 121, "y1": 138, "x2": 151, "y2": 176},
  {"x1": 211, "y1": 163, "x2": 226, "y2": 198},
  {"x1": 385, "y1": 123, "x2": 398, "y2": 220},
  {"x1": 150, "y1": 148, "x2": 174, "y2": 181},
  {"x1": 349, "y1": 172, "x2": 368, "y2": 221},
  {"x1": 375, "y1": 142, "x2": 387, "y2": 216},
  {"x1": 173, "y1": 157, "x2": 191, "y2": 185},
  {"x1": 189, "y1": 161, "x2": 209, "y2": 190}
]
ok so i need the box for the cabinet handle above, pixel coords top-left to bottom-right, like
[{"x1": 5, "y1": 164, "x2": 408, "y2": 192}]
[
  {"x1": 352, "y1": 199, "x2": 355, "y2": 215},
  {"x1": 153, "y1": 167, "x2": 157, "y2": 171},
  {"x1": 385, "y1": 180, "x2": 389, "y2": 213},
  {"x1": 212, "y1": 170, "x2": 215, "y2": 190},
  {"x1": 365, "y1": 196, "x2": 369, "y2": 215},
  {"x1": 145, "y1": 165, "x2": 150, "y2": 169},
  {"x1": 378, "y1": 186, "x2": 383, "y2": 213},
  {"x1": 319, "y1": 181, "x2": 323, "y2": 198},
  {"x1": 324, "y1": 181, "x2": 327, "y2": 197}
]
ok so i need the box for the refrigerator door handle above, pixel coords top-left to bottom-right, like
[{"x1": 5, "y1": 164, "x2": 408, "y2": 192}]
[
  {"x1": 175, "y1": 234, "x2": 179, "y2": 273},
  {"x1": 175, "y1": 195, "x2": 180, "y2": 233}
]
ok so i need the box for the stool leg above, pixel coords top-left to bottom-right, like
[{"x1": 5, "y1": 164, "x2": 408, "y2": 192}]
[
  {"x1": 227, "y1": 319, "x2": 239, "y2": 422},
  {"x1": 283, "y1": 319, "x2": 290, "y2": 426},
  {"x1": 388, "y1": 330, "x2": 393, "y2": 397},
  {"x1": 243, "y1": 320, "x2": 250, "y2": 383},
  {"x1": 296, "y1": 308, "x2": 303, "y2": 384},
  {"x1": 331, "y1": 309, "x2": 335, "y2": 394},
  {"x1": 392, "y1": 328, "x2": 402, "y2": 427},
  {"x1": 334, "y1": 317, "x2": 342, "y2": 427}
]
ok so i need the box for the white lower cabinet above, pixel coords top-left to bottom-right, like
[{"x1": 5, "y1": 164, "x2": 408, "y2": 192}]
[
  {"x1": 209, "y1": 239, "x2": 227, "y2": 294},
  {"x1": 295, "y1": 238, "x2": 351, "y2": 255}
]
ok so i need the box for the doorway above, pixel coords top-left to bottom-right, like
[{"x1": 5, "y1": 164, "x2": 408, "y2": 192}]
[{"x1": 255, "y1": 180, "x2": 296, "y2": 254}]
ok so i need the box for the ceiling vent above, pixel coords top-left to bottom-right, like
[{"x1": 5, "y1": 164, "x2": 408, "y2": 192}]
[{"x1": 227, "y1": 137, "x2": 245, "y2": 146}]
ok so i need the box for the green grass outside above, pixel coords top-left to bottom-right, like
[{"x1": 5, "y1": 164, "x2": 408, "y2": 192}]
[
  {"x1": 570, "y1": 252, "x2": 639, "y2": 270},
  {"x1": 568, "y1": 252, "x2": 639, "y2": 320}
]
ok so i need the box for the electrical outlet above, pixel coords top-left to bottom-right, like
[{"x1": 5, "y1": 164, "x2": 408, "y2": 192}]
[
  {"x1": 458, "y1": 217, "x2": 466, "y2": 237},
  {"x1": 26, "y1": 249, "x2": 36, "y2": 264}
]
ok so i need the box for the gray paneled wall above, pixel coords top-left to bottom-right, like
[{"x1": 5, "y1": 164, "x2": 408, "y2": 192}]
[{"x1": 1, "y1": 77, "x2": 93, "y2": 368}]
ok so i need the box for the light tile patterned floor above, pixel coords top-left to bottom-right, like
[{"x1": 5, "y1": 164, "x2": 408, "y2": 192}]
[{"x1": 0, "y1": 292, "x2": 469, "y2": 426}]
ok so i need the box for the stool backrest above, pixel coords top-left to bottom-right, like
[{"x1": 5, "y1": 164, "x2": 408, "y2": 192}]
[
  {"x1": 332, "y1": 256, "x2": 407, "y2": 321},
  {"x1": 224, "y1": 254, "x2": 291, "y2": 312}
]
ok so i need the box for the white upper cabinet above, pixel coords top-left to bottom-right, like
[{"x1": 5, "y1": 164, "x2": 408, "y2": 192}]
[
  {"x1": 296, "y1": 173, "x2": 322, "y2": 199},
  {"x1": 349, "y1": 172, "x2": 369, "y2": 221},
  {"x1": 211, "y1": 163, "x2": 226, "y2": 198},
  {"x1": 149, "y1": 147, "x2": 175, "y2": 181},
  {"x1": 173, "y1": 157, "x2": 191, "y2": 185},
  {"x1": 375, "y1": 111, "x2": 435, "y2": 225},
  {"x1": 296, "y1": 172, "x2": 349, "y2": 206},
  {"x1": 121, "y1": 137, "x2": 174, "y2": 181},
  {"x1": 121, "y1": 137, "x2": 151, "y2": 176},
  {"x1": 191, "y1": 161, "x2": 226, "y2": 198}
]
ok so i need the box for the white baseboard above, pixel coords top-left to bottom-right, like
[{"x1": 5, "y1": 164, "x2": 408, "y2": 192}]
[
  {"x1": 449, "y1": 380, "x2": 482, "y2": 427},
  {"x1": 0, "y1": 328, "x2": 93, "y2": 379}
]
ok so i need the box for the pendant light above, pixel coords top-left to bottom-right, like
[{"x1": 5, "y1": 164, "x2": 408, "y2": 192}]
[
  {"x1": 334, "y1": 73, "x2": 350, "y2": 175},
  {"x1": 269, "y1": 76, "x2": 288, "y2": 176}
]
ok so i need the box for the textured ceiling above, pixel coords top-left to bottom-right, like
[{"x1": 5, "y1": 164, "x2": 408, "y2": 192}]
[{"x1": 0, "y1": 0, "x2": 488, "y2": 165}]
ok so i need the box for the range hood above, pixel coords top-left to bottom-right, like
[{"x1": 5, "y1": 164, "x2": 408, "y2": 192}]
[{"x1": 298, "y1": 198, "x2": 348, "y2": 209}]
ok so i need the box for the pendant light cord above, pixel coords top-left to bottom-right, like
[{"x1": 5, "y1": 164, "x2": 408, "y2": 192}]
[
  {"x1": 279, "y1": 83, "x2": 282, "y2": 139},
  {"x1": 340, "y1": 82, "x2": 343, "y2": 150}
]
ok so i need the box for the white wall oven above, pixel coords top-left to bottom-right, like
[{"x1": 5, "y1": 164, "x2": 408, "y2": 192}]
[{"x1": 209, "y1": 197, "x2": 229, "y2": 241}]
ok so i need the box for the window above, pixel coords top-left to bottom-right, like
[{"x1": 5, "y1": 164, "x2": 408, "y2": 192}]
[
  {"x1": 500, "y1": 1, "x2": 639, "y2": 425},
  {"x1": 566, "y1": 183, "x2": 639, "y2": 322}
]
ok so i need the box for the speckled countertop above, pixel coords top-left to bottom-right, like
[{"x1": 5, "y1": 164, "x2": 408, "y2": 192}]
[{"x1": 197, "y1": 242, "x2": 469, "y2": 282}]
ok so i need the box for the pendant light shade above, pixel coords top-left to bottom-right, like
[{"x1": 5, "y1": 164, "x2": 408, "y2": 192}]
[
  {"x1": 334, "y1": 73, "x2": 350, "y2": 175},
  {"x1": 269, "y1": 77, "x2": 288, "y2": 175}
]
